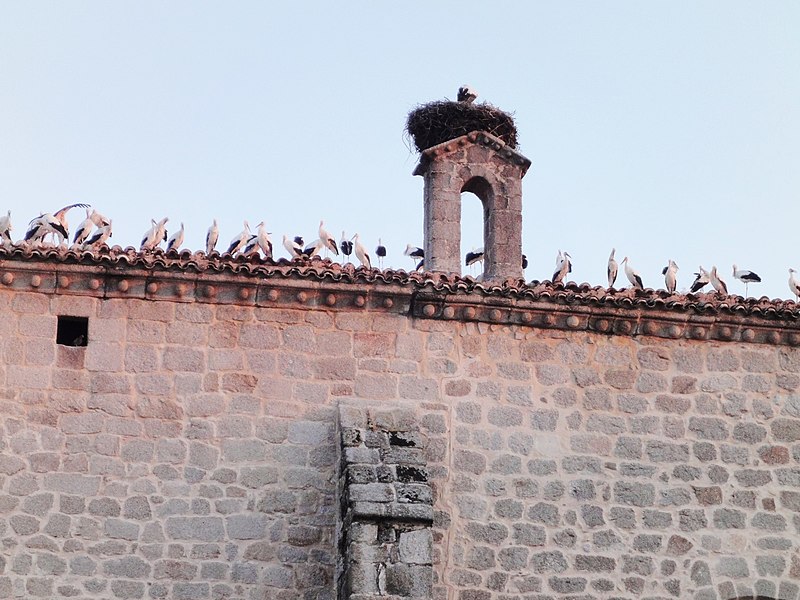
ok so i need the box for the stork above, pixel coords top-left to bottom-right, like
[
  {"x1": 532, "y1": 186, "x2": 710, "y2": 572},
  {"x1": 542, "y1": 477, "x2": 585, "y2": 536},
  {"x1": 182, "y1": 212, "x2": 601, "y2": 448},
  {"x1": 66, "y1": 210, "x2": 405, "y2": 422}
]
[
  {"x1": 353, "y1": 234, "x2": 371, "y2": 269},
  {"x1": 690, "y1": 267, "x2": 711, "y2": 293},
  {"x1": 404, "y1": 244, "x2": 424, "y2": 270},
  {"x1": 72, "y1": 209, "x2": 94, "y2": 247},
  {"x1": 709, "y1": 266, "x2": 728, "y2": 296},
  {"x1": 256, "y1": 222, "x2": 273, "y2": 259},
  {"x1": 662, "y1": 260, "x2": 679, "y2": 294},
  {"x1": 465, "y1": 247, "x2": 485, "y2": 273},
  {"x1": 227, "y1": 221, "x2": 250, "y2": 255},
  {"x1": 318, "y1": 221, "x2": 338, "y2": 257},
  {"x1": 790, "y1": 269, "x2": 800, "y2": 301},
  {"x1": 622, "y1": 257, "x2": 643, "y2": 290},
  {"x1": 340, "y1": 231, "x2": 353, "y2": 264},
  {"x1": 83, "y1": 221, "x2": 112, "y2": 250},
  {"x1": 282, "y1": 234, "x2": 302, "y2": 259},
  {"x1": 0, "y1": 211, "x2": 12, "y2": 245},
  {"x1": 732, "y1": 264, "x2": 761, "y2": 297},
  {"x1": 552, "y1": 251, "x2": 571, "y2": 285},
  {"x1": 375, "y1": 239, "x2": 386, "y2": 268},
  {"x1": 206, "y1": 219, "x2": 219, "y2": 255},
  {"x1": 607, "y1": 248, "x2": 618, "y2": 288},
  {"x1": 457, "y1": 85, "x2": 478, "y2": 104},
  {"x1": 141, "y1": 217, "x2": 168, "y2": 251},
  {"x1": 166, "y1": 223, "x2": 185, "y2": 253}
]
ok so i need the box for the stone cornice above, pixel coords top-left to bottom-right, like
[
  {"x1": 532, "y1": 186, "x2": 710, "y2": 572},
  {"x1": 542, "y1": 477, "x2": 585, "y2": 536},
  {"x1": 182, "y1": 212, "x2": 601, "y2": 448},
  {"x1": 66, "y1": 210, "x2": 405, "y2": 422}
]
[
  {"x1": 1, "y1": 246, "x2": 798, "y2": 346},
  {"x1": 412, "y1": 130, "x2": 532, "y2": 177}
]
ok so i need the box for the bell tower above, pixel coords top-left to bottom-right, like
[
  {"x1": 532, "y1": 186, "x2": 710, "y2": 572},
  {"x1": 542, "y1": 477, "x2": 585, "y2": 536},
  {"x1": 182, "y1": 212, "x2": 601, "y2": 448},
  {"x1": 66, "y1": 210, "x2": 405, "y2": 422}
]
[{"x1": 413, "y1": 130, "x2": 531, "y2": 281}]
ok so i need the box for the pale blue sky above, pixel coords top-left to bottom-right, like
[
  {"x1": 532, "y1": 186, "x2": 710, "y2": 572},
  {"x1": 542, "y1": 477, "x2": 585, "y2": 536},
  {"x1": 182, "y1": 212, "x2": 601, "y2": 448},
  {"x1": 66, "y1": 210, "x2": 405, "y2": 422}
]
[{"x1": 1, "y1": 2, "x2": 798, "y2": 299}]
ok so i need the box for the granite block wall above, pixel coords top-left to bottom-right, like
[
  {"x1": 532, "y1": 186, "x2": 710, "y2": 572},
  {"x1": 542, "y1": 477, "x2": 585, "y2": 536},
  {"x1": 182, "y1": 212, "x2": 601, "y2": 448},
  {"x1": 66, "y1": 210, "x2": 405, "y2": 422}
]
[{"x1": 0, "y1": 283, "x2": 799, "y2": 600}]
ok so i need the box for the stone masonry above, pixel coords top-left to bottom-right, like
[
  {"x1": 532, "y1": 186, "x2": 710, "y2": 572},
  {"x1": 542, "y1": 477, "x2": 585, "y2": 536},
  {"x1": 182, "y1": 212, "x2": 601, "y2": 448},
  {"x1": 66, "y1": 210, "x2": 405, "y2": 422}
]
[{"x1": 0, "y1": 263, "x2": 799, "y2": 599}]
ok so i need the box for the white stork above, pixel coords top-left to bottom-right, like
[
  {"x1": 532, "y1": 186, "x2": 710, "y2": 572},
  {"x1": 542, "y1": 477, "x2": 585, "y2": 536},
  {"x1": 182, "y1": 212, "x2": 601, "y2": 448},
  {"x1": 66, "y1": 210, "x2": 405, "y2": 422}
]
[
  {"x1": 457, "y1": 85, "x2": 478, "y2": 104},
  {"x1": 662, "y1": 260, "x2": 679, "y2": 294},
  {"x1": 282, "y1": 234, "x2": 302, "y2": 259},
  {"x1": 607, "y1": 248, "x2": 618, "y2": 288},
  {"x1": 340, "y1": 231, "x2": 353, "y2": 264},
  {"x1": 206, "y1": 219, "x2": 219, "y2": 255},
  {"x1": 790, "y1": 269, "x2": 800, "y2": 301},
  {"x1": 353, "y1": 234, "x2": 371, "y2": 269},
  {"x1": 732, "y1": 264, "x2": 761, "y2": 297},
  {"x1": 622, "y1": 257, "x2": 643, "y2": 290},
  {"x1": 709, "y1": 266, "x2": 728, "y2": 296},
  {"x1": 318, "y1": 221, "x2": 338, "y2": 257},
  {"x1": 141, "y1": 217, "x2": 168, "y2": 251},
  {"x1": 404, "y1": 244, "x2": 424, "y2": 270},
  {"x1": 256, "y1": 222, "x2": 273, "y2": 259},
  {"x1": 690, "y1": 267, "x2": 711, "y2": 293},
  {"x1": 72, "y1": 209, "x2": 94, "y2": 247},
  {"x1": 375, "y1": 239, "x2": 386, "y2": 268},
  {"x1": 83, "y1": 221, "x2": 112, "y2": 250},
  {"x1": 227, "y1": 221, "x2": 250, "y2": 255},
  {"x1": 166, "y1": 223, "x2": 185, "y2": 253},
  {"x1": 552, "y1": 251, "x2": 571, "y2": 285},
  {"x1": 0, "y1": 211, "x2": 12, "y2": 245}
]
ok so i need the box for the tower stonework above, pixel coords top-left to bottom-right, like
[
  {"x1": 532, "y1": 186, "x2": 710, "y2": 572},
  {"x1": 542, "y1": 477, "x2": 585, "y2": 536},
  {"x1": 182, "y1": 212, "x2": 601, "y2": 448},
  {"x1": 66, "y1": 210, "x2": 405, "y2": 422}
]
[{"x1": 413, "y1": 131, "x2": 531, "y2": 281}]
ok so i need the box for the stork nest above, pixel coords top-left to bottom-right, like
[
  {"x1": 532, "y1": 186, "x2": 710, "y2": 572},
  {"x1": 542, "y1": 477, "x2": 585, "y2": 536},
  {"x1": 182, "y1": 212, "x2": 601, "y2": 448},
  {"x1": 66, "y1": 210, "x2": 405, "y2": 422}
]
[{"x1": 405, "y1": 100, "x2": 518, "y2": 153}]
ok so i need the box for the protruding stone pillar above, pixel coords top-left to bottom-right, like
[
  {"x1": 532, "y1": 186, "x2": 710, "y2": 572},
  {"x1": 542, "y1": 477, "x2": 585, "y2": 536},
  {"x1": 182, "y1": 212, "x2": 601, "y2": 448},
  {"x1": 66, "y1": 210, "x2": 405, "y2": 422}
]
[
  {"x1": 336, "y1": 404, "x2": 434, "y2": 600},
  {"x1": 413, "y1": 131, "x2": 531, "y2": 281}
]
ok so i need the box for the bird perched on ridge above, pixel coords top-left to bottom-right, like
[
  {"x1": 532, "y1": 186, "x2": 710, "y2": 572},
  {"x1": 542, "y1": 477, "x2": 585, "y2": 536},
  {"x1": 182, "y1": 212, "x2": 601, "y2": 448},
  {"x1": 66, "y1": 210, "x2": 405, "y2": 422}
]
[
  {"x1": 256, "y1": 222, "x2": 273, "y2": 259},
  {"x1": 0, "y1": 211, "x2": 12, "y2": 245},
  {"x1": 71, "y1": 209, "x2": 94, "y2": 247},
  {"x1": 709, "y1": 266, "x2": 728, "y2": 296},
  {"x1": 282, "y1": 234, "x2": 303, "y2": 259},
  {"x1": 83, "y1": 221, "x2": 112, "y2": 250},
  {"x1": 318, "y1": 221, "x2": 338, "y2": 257},
  {"x1": 457, "y1": 85, "x2": 478, "y2": 104},
  {"x1": 404, "y1": 244, "x2": 424, "y2": 271},
  {"x1": 662, "y1": 260, "x2": 679, "y2": 294},
  {"x1": 206, "y1": 219, "x2": 219, "y2": 254},
  {"x1": 466, "y1": 247, "x2": 484, "y2": 268},
  {"x1": 789, "y1": 268, "x2": 800, "y2": 301},
  {"x1": 607, "y1": 248, "x2": 618, "y2": 288},
  {"x1": 166, "y1": 223, "x2": 185, "y2": 253},
  {"x1": 376, "y1": 239, "x2": 386, "y2": 268},
  {"x1": 552, "y1": 250, "x2": 571, "y2": 285},
  {"x1": 36, "y1": 203, "x2": 89, "y2": 245},
  {"x1": 141, "y1": 217, "x2": 169, "y2": 251},
  {"x1": 353, "y1": 234, "x2": 371, "y2": 269},
  {"x1": 227, "y1": 221, "x2": 251, "y2": 255},
  {"x1": 340, "y1": 231, "x2": 353, "y2": 264},
  {"x1": 622, "y1": 257, "x2": 643, "y2": 290},
  {"x1": 732, "y1": 264, "x2": 761, "y2": 296},
  {"x1": 690, "y1": 267, "x2": 711, "y2": 293}
]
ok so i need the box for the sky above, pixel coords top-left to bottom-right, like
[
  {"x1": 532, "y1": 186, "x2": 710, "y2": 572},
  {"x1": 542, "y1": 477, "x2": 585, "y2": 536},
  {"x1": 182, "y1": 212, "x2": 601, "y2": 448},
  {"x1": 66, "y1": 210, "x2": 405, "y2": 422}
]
[{"x1": 0, "y1": 2, "x2": 798, "y2": 299}]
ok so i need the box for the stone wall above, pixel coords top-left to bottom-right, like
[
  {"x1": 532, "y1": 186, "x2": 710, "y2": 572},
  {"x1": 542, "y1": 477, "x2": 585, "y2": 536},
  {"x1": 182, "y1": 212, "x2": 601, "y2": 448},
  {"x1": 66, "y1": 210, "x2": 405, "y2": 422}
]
[{"x1": 1, "y1": 278, "x2": 799, "y2": 600}]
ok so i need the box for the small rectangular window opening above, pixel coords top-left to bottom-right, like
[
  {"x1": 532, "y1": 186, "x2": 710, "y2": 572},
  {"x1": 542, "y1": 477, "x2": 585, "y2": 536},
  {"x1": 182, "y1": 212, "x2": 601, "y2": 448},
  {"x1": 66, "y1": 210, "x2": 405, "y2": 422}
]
[{"x1": 57, "y1": 316, "x2": 89, "y2": 347}]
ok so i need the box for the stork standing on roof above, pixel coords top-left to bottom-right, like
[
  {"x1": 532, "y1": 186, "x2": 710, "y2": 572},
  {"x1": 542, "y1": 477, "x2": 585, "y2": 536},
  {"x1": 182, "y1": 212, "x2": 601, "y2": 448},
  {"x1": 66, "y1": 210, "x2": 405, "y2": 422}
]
[
  {"x1": 552, "y1": 251, "x2": 571, "y2": 285},
  {"x1": 353, "y1": 234, "x2": 371, "y2": 269},
  {"x1": 256, "y1": 222, "x2": 273, "y2": 259},
  {"x1": 375, "y1": 239, "x2": 386, "y2": 268},
  {"x1": 141, "y1": 217, "x2": 168, "y2": 251},
  {"x1": 690, "y1": 267, "x2": 711, "y2": 293},
  {"x1": 790, "y1": 269, "x2": 800, "y2": 301},
  {"x1": 83, "y1": 221, "x2": 112, "y2": 250},
  {"x1": 662, "y1": 260, "x2": 679, "y2": 294},
  {"x1": 72, "y1": 209, "x2": 94, "y2": 248},
  {"x1": 466, "y1": 247, "x2": 484, "y2": 275},
  {"x1": 319, "y1": 221, "x2": 338, "y2": 257},
  {"x1": 227, "y1": 221, "x2": 250, "y2": 255},
  {"x1": 0, "y1": 211, "x2": 12, "y2": 245},
  {"x1": 709, "y1": 266, "x2": 728, "y2": 296},
  {"x1": 282, "y1": 234, "x2": 302, "y2": 259},
  {"x1": 732, "y1": 264, "x2": 761, "y2": 297},
  {"x1": 166, "y1": 223, "x2": 185, "y2": 253},
  {"x1": 206, "y1": 219, "x2": 219, "y2": 255},
  {"x1": 340, "y1": 231, "x2": 353, "y2": 265},
  {"x1": 607, "y1": 248, "x2": 618, "y2": 288},
  {"x1": 404, "y1": 244, "x2": 424, "y2": 271},
  {"x1": 89, "y1": 209, "x2": 110, "y2": 228},
  {"x1": 622, "y1": 257, "x2": 643, "y2": 290}
]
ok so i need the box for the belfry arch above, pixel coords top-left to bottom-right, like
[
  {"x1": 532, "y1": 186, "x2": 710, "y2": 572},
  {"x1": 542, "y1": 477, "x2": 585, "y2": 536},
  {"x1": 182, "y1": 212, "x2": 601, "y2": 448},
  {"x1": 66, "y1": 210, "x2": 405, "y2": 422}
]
[{"x1": 413, "y1": 131, "x2": 531, "y2": 281}]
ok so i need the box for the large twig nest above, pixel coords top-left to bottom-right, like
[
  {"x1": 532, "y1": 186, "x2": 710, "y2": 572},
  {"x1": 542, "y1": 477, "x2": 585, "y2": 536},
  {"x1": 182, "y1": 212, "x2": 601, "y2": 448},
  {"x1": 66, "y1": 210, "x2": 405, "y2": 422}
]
[{"x1": 406, "y1": 100, "x2": 518, "y2": 153}]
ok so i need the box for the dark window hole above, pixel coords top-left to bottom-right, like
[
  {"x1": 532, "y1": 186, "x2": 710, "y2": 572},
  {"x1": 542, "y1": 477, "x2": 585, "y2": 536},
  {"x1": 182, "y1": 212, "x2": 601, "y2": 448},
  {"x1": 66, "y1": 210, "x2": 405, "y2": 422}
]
[{"x1": 57, "y1": 316, "x2": 88, "y2": 347}]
